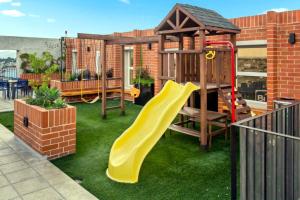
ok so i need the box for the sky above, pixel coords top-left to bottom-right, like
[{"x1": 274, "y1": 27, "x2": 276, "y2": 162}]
[
  {"x1": 0, "y1": 50, "x2": 15, "y2": 58},
  {"x1": 0, "y1": 0, "x2": 299, "y2": 38}
]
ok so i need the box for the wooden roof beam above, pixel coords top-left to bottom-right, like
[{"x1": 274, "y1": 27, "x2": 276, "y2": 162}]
[
  {"x1": 167, "y1": 19, "x2": 176, "y2": 30},
  {"x1": 78, "y1": 33, "x2": 178, "y2": 44},
  {"x1": 179, "y1": 16, "x2": 190, "y2": 29},
  {"x1": 78, "y1": 33, "x2": 132, "y2": 40}
]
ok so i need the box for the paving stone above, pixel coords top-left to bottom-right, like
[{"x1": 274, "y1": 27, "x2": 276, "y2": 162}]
[
  {"x1": 0, "y1": 148, "x2": 14, "y2": 156},
  {"x1": 0, "y1": 185, "x2": 19, "y2": 200},
  {"x1": 0, "y1": 141, "x2": 8, "y2": 150},
  {"x1": 0, "y1": 118, "x2": 97, "y2": 200},
  {"x1": 0, "y1": 160, "x2": 29, "y2": 174},
  {"x1": 0, "y1": 154, "x2": 21, "y2": 166},
  {"x1": 17, "y1": 151, "x2": 45, "y2": 165},
  {"x1": 6, "y1": 168, "x2": 39, "y2": 184},
  {"x1": 0, "y1": 175, "x2": 9, "y2": 187},
  {"x1": 34, "y1": 162, "x2": 64, "y2": 177},
  {"x1": 13, "y1": 176, "x2": 49, "y2": 195},
  {"x1": 54, "y1": 181, "x2": 98, "y2": 200},
  {"x1": 23, "y1": 187, "x2": 63, "y2": 200},
  {"x1": 46, "y1": 171, "x2": 74, "y2": 186}
]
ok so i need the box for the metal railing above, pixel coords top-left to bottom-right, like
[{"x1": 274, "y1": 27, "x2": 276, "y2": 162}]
[
  {"x1": 231, "y1": 102, "x2": 300, "y2": 200},
  {"x1": 0, "y1": 66, "x2": 17, "y2": 79}
]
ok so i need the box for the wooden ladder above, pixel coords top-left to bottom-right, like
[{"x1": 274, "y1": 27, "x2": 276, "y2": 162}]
[
  {"x1": 218, "y1": 88, "x2": 252, "y2": 121},
  {"x1": 101, "y1": 41, "x2": 125, "y2": 119}
]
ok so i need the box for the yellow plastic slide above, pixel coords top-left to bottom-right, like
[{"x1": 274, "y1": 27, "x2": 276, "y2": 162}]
[{"x1": 106, "y1": 80, "x2": 199, "y2": 183}]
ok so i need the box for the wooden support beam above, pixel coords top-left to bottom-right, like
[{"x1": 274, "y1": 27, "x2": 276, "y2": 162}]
[
  {"x1": 158, "y1": 35, "x2": 165, "y2": 89},
  {"x1": 199, "y1": 30, "x2": 208, "y2": 148},
  {"x1": 216, "y1": 51, "x2": 221, "y2": 88},
  {"x1": 167, "y1": 20, "x2": 176, "y2": 30},
  {"x1": 101, "y1": 40, "x2": 107, "y2": 118},
  {"x1": 78, "y1": 33, "x2": 178, "y2": 45},
  {"x1": 176, "y1": 9, "x2": 180, "y2": 27},
  {"x1": 179, "y1": 16, "x2": 190, "y2": 29},
  {"x1": 178, "y1": 34, "x2": 184, "y2": 82},
  {"x1": 78, "y1": 33, "x2": 131, "y2": 40},
  {"x1": 156, "y1": 27, "x2": 200, "y2": 35},
  {"x1": 120, "y1": 45, "x2": 125, "y2": 115}
]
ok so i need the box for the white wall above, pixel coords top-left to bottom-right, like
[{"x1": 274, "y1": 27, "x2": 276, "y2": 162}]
[{"x1": 0, "y1": 36, "x2": 61, "y2": 76}]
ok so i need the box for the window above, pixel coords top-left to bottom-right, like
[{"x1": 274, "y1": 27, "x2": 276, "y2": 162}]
[
  {"x1": 95, "y1": 50, "x2": 101, "y2": 74},
  {"x1": 124, "y1": 47, "x2": 134, "y2": 89},
  {"x1": 236, "y1": 42, "x2": 267, "y2": 109},
  {"x1": 71, "y1": 49, "x2": 77, "y2": 74}
]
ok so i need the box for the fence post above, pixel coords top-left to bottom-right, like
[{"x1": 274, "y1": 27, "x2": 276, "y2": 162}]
[{"x1": 231, "y1": 125, "x2": 238, "y2": 200}]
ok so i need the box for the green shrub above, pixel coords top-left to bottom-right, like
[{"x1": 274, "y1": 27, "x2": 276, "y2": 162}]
[
  {"x1": 133, "y1": 67, "x2": 154, "y2": 87},
  {"x1": 26, "y1": 84, "x2": 66, "y2": 109},
  {"x1": 21, "y1": 52, "x2": 59, "y2": 74}
]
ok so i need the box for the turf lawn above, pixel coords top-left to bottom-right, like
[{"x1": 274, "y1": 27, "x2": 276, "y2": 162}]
[{"x1": 0, "y1": 100, "x2": 232, "y2": 200}]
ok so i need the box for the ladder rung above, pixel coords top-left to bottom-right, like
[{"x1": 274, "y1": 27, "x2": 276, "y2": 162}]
[
  {"x1": 106, "y1": 95, "x2": 121, "y2": 100},
  {"x1": 106, "y1": 106, "x2": 121, "y2": 110}
]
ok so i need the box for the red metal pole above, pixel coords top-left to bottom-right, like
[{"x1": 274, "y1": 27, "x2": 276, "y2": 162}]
[{"x1": 204, "y1": 40, "x2": 236, "y2": 122}]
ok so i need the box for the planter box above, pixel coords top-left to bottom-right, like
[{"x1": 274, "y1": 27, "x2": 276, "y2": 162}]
[
  {"x1": 14, "y1": 99, "x2": 76, "y2": 160},
  {"x1": 134, "y1": 84, "x2": 154, "y2": 106},
  {"x1": 20, "y1": 73, "x2": 61, "y2": 83}
]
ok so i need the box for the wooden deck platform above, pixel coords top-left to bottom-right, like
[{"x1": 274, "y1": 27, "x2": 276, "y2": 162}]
[{"x1": 181, "y1": 82, "x2": 231, "y2": 92}]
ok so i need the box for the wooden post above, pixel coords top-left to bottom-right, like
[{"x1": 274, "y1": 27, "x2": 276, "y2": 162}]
[
  {"x1": 158, "y1": 35, "x2": 165, "y2": 89},
  {"x1": 179, "y1": 34, "x2": 184, "y2": 82},
  {"x1": 230, "y1": 34, "x2": 237, "y2": 86},
  {"x1": 199, "y1": 30, "x2": 207, "y2": 148},
  {"x1": 216, "y1": 51, "x2": 221, "y2": 88},
  {"x1": 101, "y1": 40, "x2": 107, "y2": 119},
  {"x1": 120, "y1": 45, "x2": 125, "y2": 115}
]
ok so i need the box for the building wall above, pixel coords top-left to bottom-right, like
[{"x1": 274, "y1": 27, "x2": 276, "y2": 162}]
[
  {"x1": 0, "y1": 36, "x2": 61, "y2": 76},
  {"x1": 66, "y1": 9, "x2": 300, "y2": 111}
]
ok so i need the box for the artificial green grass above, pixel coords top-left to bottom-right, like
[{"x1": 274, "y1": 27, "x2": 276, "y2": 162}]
[
  {"x1": 0, "y1": 112, "x2": 14, "y2": 132},
  {"x1": 0, "y1": 101, "x2": 232, "y2": 200}
]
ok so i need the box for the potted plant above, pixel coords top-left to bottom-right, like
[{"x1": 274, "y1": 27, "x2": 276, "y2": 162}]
[
  {"x1": 14, "y1": 74, "x2": 76, "y2": 160},
  {"x1": 106, "y1": 68, "x2": 113, "y2": 78},
  {"x1": 133, "y1": 66, "x2": 154, "y2": 106},
  {"x1": 20, "y1": 52, "x2": 60, "y2": 82}
]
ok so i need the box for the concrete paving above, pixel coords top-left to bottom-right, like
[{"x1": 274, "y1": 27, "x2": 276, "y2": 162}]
[
  {"x1": 0, "y1": 124, "x2": 98, "y2": 200},
  {"x1": 0, "y1": 98, "x2": 14, "y2": 112}
]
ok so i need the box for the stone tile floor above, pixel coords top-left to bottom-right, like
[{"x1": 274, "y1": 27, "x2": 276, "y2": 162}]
[
  {"x1": 0, "y1": 124, "x2": 98, "y2": 200},
  {"x1": 0, "y1": 98, "x2": 14, "y2": 112}
]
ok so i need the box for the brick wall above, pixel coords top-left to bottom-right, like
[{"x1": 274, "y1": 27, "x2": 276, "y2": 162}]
[
  {"x1": 65, "y1": 9, "x2": 300, "y2": 111},
  {"x1": 14, "y1": 99, "x2": 76, "y2": 160}
]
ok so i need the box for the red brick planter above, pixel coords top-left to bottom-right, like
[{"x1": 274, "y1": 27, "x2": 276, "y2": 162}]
[{"x1": 14, "y1": 99, "x2": 76, "y2": 160}]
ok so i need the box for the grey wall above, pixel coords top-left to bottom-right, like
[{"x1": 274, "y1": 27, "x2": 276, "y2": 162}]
[{"x1": 0, "y1": 36, "x2": 61, "y2": 76}]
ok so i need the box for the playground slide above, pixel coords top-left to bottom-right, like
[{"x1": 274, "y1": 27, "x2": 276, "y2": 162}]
[{"x1": 106, "y1": 80, "x2": 199, "y2": 183}]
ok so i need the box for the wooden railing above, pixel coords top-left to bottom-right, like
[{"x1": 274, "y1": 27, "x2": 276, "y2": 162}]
[
  {"x1": 159, "y1": 50, "x2": 231, "y2": 84},
  {"x1": 231, "y1": 103, "x2": 300, "y2": 200}
]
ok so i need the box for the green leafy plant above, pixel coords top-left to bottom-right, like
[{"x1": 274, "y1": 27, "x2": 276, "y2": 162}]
[
  {"x1": 21, "y1": 52, "x2": 59, "y2": 74},
  {"x1": 26, "y1": 84, "x2": 66, "y2": 109},
  {"x1": 20, "y1": 53, "x2": 32, "y2": 73},
  {"x1": 69, "y1": 73, "x2": 77, "y2": 81},
  {"x1": 133, "y1": 67, "x2": 154, "y2": 87}
]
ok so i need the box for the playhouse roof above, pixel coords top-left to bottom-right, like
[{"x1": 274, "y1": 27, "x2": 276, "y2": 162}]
[
  {"x1": 180, "y1": 4, "x2": 240, "y2": 31},
  {"x1": 155, "y1": 3, "x2": 240, "y2": 35}
]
